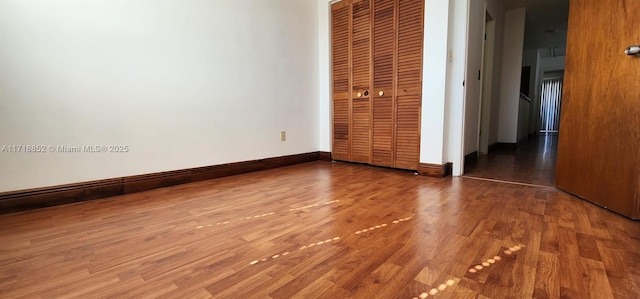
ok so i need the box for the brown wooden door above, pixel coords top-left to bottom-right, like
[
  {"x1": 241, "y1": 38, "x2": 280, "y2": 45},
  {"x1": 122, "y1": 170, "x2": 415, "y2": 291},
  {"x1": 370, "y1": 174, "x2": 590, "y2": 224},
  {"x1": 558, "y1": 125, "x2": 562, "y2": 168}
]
[
  {"x1": 371, "y1": 0, "x2": 395, "y2": 167},
  {"x1": 331, "y1": 1, "x2": 351, "y2": 161},
  {"x1": 350, "y1": 0, "x2": 372, "y2": 164},
  {"x1": 394, "y1": 0, "x2": 423, "y2": 170},
  {"x1": 557, "y1": 0, "x2": 640, "y2": 219}
]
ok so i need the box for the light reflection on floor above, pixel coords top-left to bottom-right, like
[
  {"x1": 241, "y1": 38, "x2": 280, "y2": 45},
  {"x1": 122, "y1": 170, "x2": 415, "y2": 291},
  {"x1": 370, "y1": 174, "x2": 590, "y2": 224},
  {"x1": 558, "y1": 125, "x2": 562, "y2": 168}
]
[
  {"x1": 410, "y1": 244, "x2": 525, "y2": 298},
  {"x1": 193, "y1": 200, "x2": 341, "y2": 229},
  {"x1": 248, "y1": 216, "x2": 413, "y2": 266},
  {"x1": 194, "y1": 197, "x2": 527, "y2": 297}
]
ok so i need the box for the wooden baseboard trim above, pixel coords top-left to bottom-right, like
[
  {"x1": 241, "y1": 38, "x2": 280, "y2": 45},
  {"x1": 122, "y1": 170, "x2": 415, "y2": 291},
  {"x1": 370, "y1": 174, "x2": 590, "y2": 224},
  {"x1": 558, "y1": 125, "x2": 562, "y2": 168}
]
[
  {"x1": 318, "y1": 151, "x2": 332, "y2": 161},
  {"x1": 464, "y1": 151, "x2": 478, "y2": 164},
  {"x1": 417, "y1": 162, "x2": 453, "y2": 178},
  {"x1": 0, "y1": 179, "x2": 124, "y2": 215},
  {"x1": 0, "y1": 152, "x2": 322, "y2": 214}
]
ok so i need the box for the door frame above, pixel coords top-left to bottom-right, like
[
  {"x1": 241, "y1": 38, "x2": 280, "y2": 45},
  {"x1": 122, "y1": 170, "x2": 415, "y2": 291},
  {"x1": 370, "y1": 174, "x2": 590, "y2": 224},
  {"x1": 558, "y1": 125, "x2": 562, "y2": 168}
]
[
  {"x1": 454, "y1": 0, "x2": 481, "y2": 176},
  {"x1": 478, "y1": 12, "x2": 495, "y2": 155}
]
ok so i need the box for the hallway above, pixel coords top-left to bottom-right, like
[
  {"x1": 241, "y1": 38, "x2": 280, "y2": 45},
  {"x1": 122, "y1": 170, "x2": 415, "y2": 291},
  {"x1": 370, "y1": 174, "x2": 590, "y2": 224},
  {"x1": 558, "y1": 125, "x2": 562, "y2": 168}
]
[{"x1": 464, "y1": 135, "x2": 558, "y2": 187}]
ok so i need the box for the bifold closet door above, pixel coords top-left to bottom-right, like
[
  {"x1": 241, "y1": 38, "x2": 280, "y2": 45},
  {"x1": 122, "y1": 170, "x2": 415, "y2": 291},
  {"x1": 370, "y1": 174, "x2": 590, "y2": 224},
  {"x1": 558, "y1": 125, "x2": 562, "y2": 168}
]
[
  {"x1": 350, "y1": 0, "x2": 372, "y2": 164},
  {"x1": 331, "y1": 1, "x2": 350, "y2": 161},
  {"x1": 371, "y1": 0, "x2": 395, "y2": 167},
  {"x1": 394, "y1": 0, "x2": 422, "y2": 170},
  {"x1": 331, "y1": 0, "x2": 371, "y2": 163},
  {"x1": 332, "y1": 0, "x2": 422, "y2": 170}
]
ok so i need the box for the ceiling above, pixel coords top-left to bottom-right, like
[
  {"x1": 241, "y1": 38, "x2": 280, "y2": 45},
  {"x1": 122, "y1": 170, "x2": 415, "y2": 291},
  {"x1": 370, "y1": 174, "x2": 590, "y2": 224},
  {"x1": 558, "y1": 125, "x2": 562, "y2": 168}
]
[{"x1": 503, "y1": 0, "x2": 570, "y2": 51}]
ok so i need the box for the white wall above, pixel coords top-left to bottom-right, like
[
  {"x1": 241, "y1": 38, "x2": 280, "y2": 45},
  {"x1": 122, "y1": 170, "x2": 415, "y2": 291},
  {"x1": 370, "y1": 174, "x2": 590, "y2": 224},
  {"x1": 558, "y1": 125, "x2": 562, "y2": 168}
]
[
  {"x1": 0, "y1": 0, "x2": 320, "y2": 192},
  {"x1": 442, "y1": 0, "x2": 469, "y2": 175},
  {"x1": 420, "y1": 0, "x2": 451, "y2": 165},
  {"x1": 318, "y1": 1, "x2": 331, "y2": 152},
  {"x1": 497, "y1": 8, "x2": 526, "y2": 143}
]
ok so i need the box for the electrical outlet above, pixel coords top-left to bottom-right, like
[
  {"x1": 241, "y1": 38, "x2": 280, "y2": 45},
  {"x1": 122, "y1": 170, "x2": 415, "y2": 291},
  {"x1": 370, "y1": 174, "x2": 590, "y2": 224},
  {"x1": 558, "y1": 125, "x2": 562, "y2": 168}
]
[{"x1": 281, "y1": 131, "x2": 286, "y2": 141}]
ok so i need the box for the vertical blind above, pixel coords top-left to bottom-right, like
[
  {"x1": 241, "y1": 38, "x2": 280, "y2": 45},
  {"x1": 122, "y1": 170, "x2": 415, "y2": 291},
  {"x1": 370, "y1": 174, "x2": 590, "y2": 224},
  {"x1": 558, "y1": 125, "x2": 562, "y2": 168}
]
[{"x1": 540, "y1": 78, "x2": 563, "y2": 133}]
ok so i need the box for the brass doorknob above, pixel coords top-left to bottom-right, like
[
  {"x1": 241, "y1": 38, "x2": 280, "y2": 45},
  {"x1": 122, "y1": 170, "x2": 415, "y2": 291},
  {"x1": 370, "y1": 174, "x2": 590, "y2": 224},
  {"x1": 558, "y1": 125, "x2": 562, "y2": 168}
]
[
  {"x1": 378, "y1": 91, "x2": 384, "y2": 96},
  {"x1": 357, "y1": 92, "x2": 362, "y2": 97}
]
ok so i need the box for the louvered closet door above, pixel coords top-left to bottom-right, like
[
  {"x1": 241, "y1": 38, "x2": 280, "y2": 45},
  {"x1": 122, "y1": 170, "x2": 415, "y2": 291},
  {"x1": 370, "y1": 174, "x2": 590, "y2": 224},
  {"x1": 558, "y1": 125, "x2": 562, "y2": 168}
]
[
  {"x1": 332, "y1": 0, "x2": 422, "y2": 170},
  {"x1": 350, "y1": 0, "x2": 371, "y2": 164},
  {"x1": 371, "y1": 0, "x2": 395, "y2": 167},
  {"x1": 394, "y1": 0, "x2": 423, "y2": 170},
  {"x1": 331, "y1": 1, "x2": 350, "y2": 161}
]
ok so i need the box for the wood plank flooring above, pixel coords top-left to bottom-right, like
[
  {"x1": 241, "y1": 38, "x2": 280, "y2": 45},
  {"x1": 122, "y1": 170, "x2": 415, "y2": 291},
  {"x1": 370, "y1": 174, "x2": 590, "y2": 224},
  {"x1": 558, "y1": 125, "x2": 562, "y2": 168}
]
[
  {"x1": 465, "y1": 136, "x2": 558, "y2": 187},
  {"x1": 0, "y1": 161, "x2": 639, "y2": 298}
]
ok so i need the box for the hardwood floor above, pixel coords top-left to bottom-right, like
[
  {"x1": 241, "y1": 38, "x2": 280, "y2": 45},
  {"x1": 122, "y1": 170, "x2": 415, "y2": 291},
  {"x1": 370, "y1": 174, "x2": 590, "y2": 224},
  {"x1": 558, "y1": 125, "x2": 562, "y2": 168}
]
[
  {"x1": 1, "y1": 161, "x2": 638, "y2": 298},
  {"x1": 465, "y1": 135, "x2": 558, "y2": 187}
]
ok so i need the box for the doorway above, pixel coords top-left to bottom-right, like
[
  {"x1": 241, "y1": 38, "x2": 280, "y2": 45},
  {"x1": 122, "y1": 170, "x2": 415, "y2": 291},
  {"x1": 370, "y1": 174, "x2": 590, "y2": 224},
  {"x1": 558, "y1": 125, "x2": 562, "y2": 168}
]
[{"x1": 463, "y1": 2, "x2": 569, "y2": 187}]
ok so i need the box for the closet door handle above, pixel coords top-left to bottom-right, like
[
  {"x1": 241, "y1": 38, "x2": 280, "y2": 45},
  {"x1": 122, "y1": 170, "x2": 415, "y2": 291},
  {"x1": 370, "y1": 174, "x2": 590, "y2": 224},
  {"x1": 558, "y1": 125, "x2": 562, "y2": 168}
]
[
  {"x1": 378, "y1": 91, "x2": 384, "y2": 96},
  {"x1": 356, "y1": 92, "x2": 362, "y2": 98}
]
